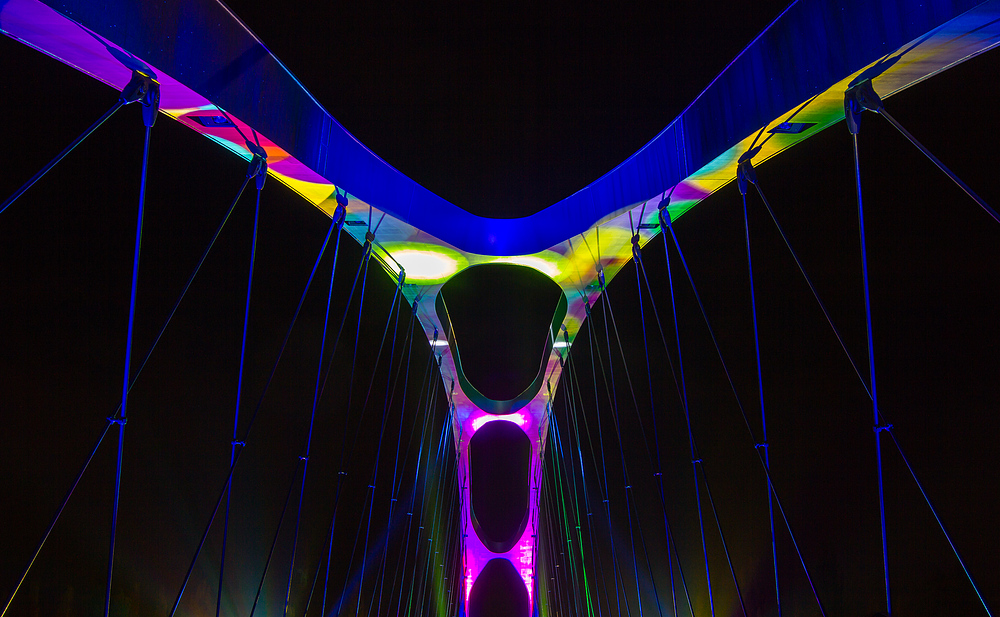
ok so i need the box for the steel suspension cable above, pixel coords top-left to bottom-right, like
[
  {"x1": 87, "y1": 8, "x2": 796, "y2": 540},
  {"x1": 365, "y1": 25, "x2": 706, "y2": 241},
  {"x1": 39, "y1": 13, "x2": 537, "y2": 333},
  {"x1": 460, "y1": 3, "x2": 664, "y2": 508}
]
[
  {"x1": 118, "y1": 172, "x2": 254, "y2": 403},
  {"x1": 698, "y1": 464, "x2": 748, "y2": 617},
  {"x1": 755, "y1": 178, "x2": 993, "y2": 617},
  {"x1": 1, "y1": 421, "x2": 113, "y2": 617},
  {"x1": 105, "y1": 122, "x2": 151, "y2": 617},
  {"x1": 371, "y1": 311, "x2": 418, "y2": 617},
  {"x1": 281, "y1": 209, "x2": 348, "y2": 617},
  {"x1": 248, "y1": 467, "x2": 299, "y2": 617},
  {"x1": 585, "y1": 312, "x2": 629, "y2": 617},
  {"x1": 852, "y1": 132, "x2": 892, "y2": 615},
  {"x1": 634, "y1": 255, "x2": 698, "y2": 617},
  {"x1": 326, "y1": 277, "x2": 404, "y2": 616},
  {"x1": 740, "y1": 188, "x2": 782, "y2": 617},
  {"x1": 564, "y1": 353, "x2": 612, "y2": 617},
  {"x1": 353, "y1": 281, "x2": 405, "y2": 617},
  {"x1": 658, "y1": 213, "x2": 716, "y2": 617},
  {"x1": 750, "y1": 183, "x2": 871, "y2": 395},
  {"x1": 660, "y1": 209, "x2": 828, "y2": 617},
  {"x1": 599, "y1": 282, "x2": 667, "y2": 617},
  {"x1": 630, "y1": 246, "x2": 685, "y2": 617},
  {"x1": 558, "y1": 364, "x2": 601, "y2": 617},
  {"x1": 876, "y1": 108, "x2": 999, "y2": 224},
  {"x1": 0, "y1": 101, "x2": 123, "y2": 217},
  {"x1": 216, "y1": 179, "x2": 262, "y2": 617},
  {"x1": 548, "y1": 398, "x2": 596, "y2": 617},
  {"x1": 404, "y1": 379, "x2": 446, "y2": 617},
  {"x1": 545, "y1": 410, "x2": 585, "y2": 617},
  {"x1": 169, "y1": 213, "x2": 341, "y2": 617},
  {"x1": 388, "y1": 345, "x2": 439, "y2": 617},
  {"x1": 748, "y1": 137, "x2": 990, "y2": 614}
]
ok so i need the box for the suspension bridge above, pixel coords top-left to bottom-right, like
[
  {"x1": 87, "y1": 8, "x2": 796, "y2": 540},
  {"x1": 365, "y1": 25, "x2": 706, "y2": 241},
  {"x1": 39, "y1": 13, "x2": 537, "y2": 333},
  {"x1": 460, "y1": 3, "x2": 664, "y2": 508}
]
[{"x1": 1, "y1": 0, "x2": 999, "y2": 615}]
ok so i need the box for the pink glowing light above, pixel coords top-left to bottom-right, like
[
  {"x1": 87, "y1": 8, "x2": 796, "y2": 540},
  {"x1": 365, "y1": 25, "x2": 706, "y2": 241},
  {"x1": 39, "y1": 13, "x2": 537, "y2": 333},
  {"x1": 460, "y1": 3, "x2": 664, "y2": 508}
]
[{"x1": 470, "y1": 412, "x2": 527, "y2": 432}]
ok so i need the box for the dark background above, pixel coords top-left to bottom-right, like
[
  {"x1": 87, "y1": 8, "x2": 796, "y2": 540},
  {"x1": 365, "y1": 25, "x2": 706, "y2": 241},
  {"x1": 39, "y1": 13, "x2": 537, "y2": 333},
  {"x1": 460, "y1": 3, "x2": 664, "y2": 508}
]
[{"x1": 1, "y1": 1, "x2": 999, "y2": 616}]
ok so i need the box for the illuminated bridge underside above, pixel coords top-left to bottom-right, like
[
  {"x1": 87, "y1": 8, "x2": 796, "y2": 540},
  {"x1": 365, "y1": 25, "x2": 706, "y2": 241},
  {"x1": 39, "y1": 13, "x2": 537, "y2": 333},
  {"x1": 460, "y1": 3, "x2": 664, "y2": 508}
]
[{"x1": 4, "y1": 0, "x2": 1000, "y2": 613}]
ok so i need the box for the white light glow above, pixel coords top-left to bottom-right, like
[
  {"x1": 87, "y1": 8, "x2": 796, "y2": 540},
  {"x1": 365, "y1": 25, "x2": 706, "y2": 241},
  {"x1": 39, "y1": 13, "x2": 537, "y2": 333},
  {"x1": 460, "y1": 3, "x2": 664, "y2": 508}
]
[
  {"x1": 393, "y1": 249, "x2": 460, "y2": 282},
  {"x1": 491, "y1": 255, "x2": 561, "y2": 278},
  {"x1": 430, "y1": 339, "x2": 449, "y2": 347},
  {"x1": 553, "y1": 341, "x2": 571, "y2": 348}
]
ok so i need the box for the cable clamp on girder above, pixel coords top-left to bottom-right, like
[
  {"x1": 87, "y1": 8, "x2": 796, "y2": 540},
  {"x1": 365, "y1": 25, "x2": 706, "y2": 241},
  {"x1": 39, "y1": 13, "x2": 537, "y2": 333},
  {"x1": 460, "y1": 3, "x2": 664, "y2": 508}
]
[
  {"x1": 736, "y1": 147, "x2": 761, "y2": 196},
  {"x1": 298, "y1": 455, "x2": 309, "y2": 461},
  {"x1": 691, "y1": 458, "x2": 703, "y2": 465},
  {"x1": 332, "y1": 198, "x2": 348, "y2": 228},
  {"x1": 873, "y1": 423, "x2": 893, "y2": 434},
  {"x1": 107, "y1": 416, "x2": 127, "y2": 426},
  {"x1": 119, "y1": 69, "x2": 161, "y2": 127},
  {"x1": 658, "y1": 196, "x2": 671, "y2": 226},
  {"x1": 245, "y1": 140, "x2": 269, "y2": 189},
  {"x1": 844, "y1": 79, "x2": 884, "y2": 135},
  {"x1": 754, "y1": 442, "x2": 768, "y2": 451},
  {"x1": 231, "y1": 440, "x2": 246, "y2": 447}
]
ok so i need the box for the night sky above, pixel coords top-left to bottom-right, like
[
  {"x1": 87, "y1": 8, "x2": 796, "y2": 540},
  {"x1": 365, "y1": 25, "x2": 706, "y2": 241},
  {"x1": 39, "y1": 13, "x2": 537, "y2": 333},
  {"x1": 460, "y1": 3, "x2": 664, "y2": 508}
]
[{"x1": 1, "y1": 2, "x2": 999, "y2": 617}]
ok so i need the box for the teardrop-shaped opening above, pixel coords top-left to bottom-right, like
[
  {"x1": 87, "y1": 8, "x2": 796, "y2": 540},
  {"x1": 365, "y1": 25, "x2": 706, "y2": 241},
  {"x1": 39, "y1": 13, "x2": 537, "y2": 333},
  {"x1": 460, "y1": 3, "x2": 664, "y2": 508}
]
[
  {"x1": 438, "y1": 263, "x2": 564, "y2": 402},
  {"x1": 469, "y1": 420, "x2": 532, "y2": 552}
]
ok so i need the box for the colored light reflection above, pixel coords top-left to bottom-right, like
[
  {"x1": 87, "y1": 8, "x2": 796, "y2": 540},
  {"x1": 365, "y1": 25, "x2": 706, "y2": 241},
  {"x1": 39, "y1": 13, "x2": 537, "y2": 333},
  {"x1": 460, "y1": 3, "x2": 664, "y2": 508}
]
[
  {"x1": 382, "y1": 242, "x2": 468, "y2": 283},
  {"x1": 470, "y1": 413, "x2": 527, "y2": 432},
  {"x1": 489, "y1": 252, "x2": 565, "y2": 279}
]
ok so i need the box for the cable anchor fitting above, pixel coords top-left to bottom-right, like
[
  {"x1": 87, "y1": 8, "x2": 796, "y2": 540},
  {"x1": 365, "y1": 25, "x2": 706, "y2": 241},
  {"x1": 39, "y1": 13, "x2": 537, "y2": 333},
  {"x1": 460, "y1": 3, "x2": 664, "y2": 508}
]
[
  {"x1": 874, "y1": 423, "x2": 893, "y2": 434},
  {"x1": 630, "y1": 232, "x2": 642, "y2": 262},
  {"x1": 736, "y1": 147, "x2": 760, "y2": 196},
  {"x1": 119, "y1": 69, "x2": 160, "y2": 127},
  {"x1": 245, "y1": 140, "x2": 268, "y2": 190},
  {"x1": 754, "y1": 442, "x2": 768, "y2": 451},
  {"x1": 107, "y1": 416, "x2": 127, "y2": 426},
  {"x1": 844, "y1": 79, "x2": 884, "y2": 135},
  {"x1": 231, "y1": 440, "x2": 246, "y2": 448}
]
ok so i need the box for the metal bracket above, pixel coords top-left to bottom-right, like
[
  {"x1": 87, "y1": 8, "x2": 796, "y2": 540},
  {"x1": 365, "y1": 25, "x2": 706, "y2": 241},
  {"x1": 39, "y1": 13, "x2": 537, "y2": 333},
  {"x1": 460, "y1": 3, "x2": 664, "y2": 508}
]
[
  {"x1": 119, "y1": 69, "x2": 160, "y2": 127},
  {"x1": 736, "y1": 146, "x2": 760, "y2": 196},
  {"x1": 332, "y1": 201, "x2": 348, "y2": 229},
  {"x1": 107, "y1": 416, "x2": 127, "y2": 426},
  {"x1": 658, "y1": 197, "x2": 672, "y2": 228},
  {"x1": 844, "y1": 79, "x2": 884, "y2": 135},
  {"x1": 873, "y1": 423, "x2": 893, "y2": 434},
  {"x1": 245, "y1": 140, "x2": 268, "y2": 190}
]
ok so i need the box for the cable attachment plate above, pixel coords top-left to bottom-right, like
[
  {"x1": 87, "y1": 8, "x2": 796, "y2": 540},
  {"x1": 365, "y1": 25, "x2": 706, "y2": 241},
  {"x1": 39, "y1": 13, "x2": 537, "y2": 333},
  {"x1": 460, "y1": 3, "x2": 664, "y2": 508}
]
[
  {"x1": 331, "y1": 201, "x2": 348, "y2": 229},
  {"x1": 736, "y1": 146, "x2": 760, "y2": 195},
  {"x1": 119, "y1": 69, "x2": 160, "y2": 127},
  {"x1": 658, "y1": 197, "x2": 672, "y2": 228},
  {"x1": 245, "y1": 140, "x2": 269, "y2": 189},
  {"x1": 107, "y1": 416, "x2": 127, "y2": 426},
  {"x1": 844, "y1": 79, "x2": 884, "y2": 135},
  {"x1": 873, "y1": 423, "x2": 893, "y2": 434}
]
